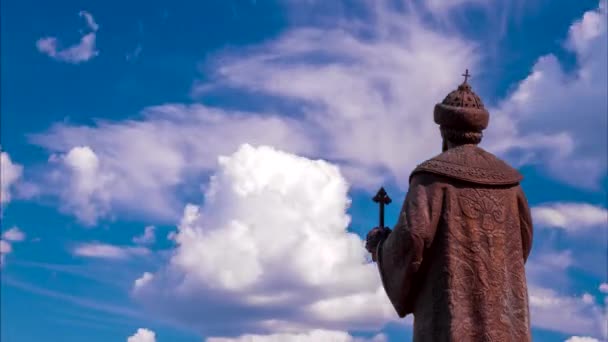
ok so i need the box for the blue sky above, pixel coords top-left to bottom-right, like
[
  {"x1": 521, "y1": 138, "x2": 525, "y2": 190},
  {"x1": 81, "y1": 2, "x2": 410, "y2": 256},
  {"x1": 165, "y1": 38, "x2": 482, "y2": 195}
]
[{"x1": 1, "y1": 1, "x2": 607, "y2": 341}]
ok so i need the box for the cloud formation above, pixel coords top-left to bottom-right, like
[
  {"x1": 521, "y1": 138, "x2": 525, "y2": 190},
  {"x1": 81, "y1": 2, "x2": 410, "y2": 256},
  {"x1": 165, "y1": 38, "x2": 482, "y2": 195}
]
[
  {"x1": 486, "y1": 0, "x2": 607, "y2": 188},
  {"x1": 0, "y1": 227, "x2": 27, "y2": 266},
  {"x1": 528, "y1": 286, "x2": 606, "y2": 338},
  {"x1": 2, "y1": 227, "x2": 26, "y2": 242},
  {"x1": 30, "y1": 1, "x2": 608, "y2": 228},
  {"x1": 206, "y1": 330, "x2": 386, "y2": 342},
  {"x1": 0, "y1": 239, "x2": 12, "y2": 266},
  {"x1": 30, "y1": 1, "x2": 478, "y2": 223},
  {"x1": 133, "y1": 144, "x2": 395, "y2": 336},
  {"x1": 73, "y1": 243, "x2": 149, "y2": 260},
  {"x1": 51, "y1": 146, "x2": 114, "y2": 225},
  {"x1": 36, "y1": 11, "x2": 99, "y2": 64},
  {"x1": 565, "y1": 337, "x2": 601, "y2": 342},
  {"x1": 31, "y1": 107, "x2": 313, "y2": 224},
  {"x1": 1, "y1": 151, "x2": 23, "y2": 204},
  {"x1": 133, "y1": 226, "x2": 156, "y2": 245},
  {"x1": 532, "y1": 202, "x2": 607, "y2": 232},
  {"x1": 127, "y1": 328, "x2": 156, "y2": 342}
]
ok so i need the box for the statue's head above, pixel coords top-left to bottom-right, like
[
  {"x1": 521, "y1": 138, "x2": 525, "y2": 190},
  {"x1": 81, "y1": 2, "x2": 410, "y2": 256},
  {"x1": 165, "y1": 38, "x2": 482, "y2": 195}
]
[{"x1": 434, "y1": 70, "x2": 489, "y2": 151}]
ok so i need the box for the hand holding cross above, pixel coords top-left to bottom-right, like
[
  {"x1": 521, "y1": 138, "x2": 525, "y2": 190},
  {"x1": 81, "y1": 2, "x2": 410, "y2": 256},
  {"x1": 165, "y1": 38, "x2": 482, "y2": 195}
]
[
  {"x1": 366, "y1": 187, "x2": 392, "y2": 262},
  {"x1": 373, "y1": 187, "x2": 392, "y2": 229}
]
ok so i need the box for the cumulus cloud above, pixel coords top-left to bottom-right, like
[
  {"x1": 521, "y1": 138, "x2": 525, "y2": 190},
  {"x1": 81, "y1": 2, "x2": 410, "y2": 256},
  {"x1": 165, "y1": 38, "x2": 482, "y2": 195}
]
[
  {"x1": 486, "y1": 0, "x2": 607, "y2": 188},
  {"x1": 599, "y1": 283, "x2": 608, "y2": 294},
  {"x1": 133, "y1": 144, "x2": 395, "y2": 336},
  {"x1": 133, "y1": 226, "x2": 156, "y2": 245},
  {"x1": 73, "y1": 243, "x2": 149, "y2": 260},
  {"x1": 51, "y1": 146, "x2": 114, "y2": 225},
  {"x1": 2, "y1": 227, "x2": 26, "y2": 242},
  {"x1": 1, "y1": 151, "x2": 23, "y2": 204},
  {"x1": 206, "y1": 330, "x2": 386, "y2": 342},
  {"x1": 532, "y1": 202, "x2": 607, "y2": 232},
  {"x1": 36, "y1": 11, "x2": 99, "y2": 64},
  {"x1": 127, "y1": 328, "x2": 156, "y2": 342}
]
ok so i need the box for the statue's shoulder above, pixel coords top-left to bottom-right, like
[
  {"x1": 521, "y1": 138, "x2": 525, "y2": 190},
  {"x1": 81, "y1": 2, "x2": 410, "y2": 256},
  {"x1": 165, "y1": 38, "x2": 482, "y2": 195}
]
[{"x1": 409, "y1": 145, "x2": 523, "y2": 186}]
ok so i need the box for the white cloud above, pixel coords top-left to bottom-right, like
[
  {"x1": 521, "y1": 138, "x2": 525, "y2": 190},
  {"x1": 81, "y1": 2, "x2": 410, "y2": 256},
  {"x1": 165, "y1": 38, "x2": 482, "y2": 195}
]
[
  {"x1": 565, "y1": 337, "x2": 601, "y2": 342},
  {"x1": 195, "y1": 12, "x2": 477, "y2": 191},
  {"x1": 36, "y1": 11, "x2": 99, "y2": 64},
  {"x1": 0, "y1": 240, "x2": 12, "y2": 266},
  {"x1": 1, "y1": 151, "x2": 23, "y2": 204},
  {"x1": 0, "y1": 227, "x2": 27, "y2": 266},
  {"x1": 31, "y1": 106, "x2": 313, "y2": 224},
  {"x1": 2, "y1": 227, "x2": 26, "y2": 242},
  {"x1": 133, "y1": 226, "x2": 156, "y2": 245},
  {"x1": 127, "y1": 328, "x2": 156, "y2": 342},
  {"x1": 528, "y1": 286, "x2": 607, "y2": 338},
  {"x1": 134, "y1": 272, "x2": 154, "y2": 290},
  {"x1": 599, "y1": 283, "x2": 608, "y2": 294},
  {"x1": 423, "y1": 0, "x2": 486, "y2": 14},
  {"x1": 79, "y1": 10, "x2": 99, "y2": 32},
  {"x1": 31, "y1": 1, "x2": 481, "y2": 226},
  {"x1": 133, "y1": 144, "x2": 395, "y2": 335},
  {"x1": 206, "y1": 330, "x2": 386, "y2": 342},
  {"x1": 54, "y1": 146, "x2": 114, "y2": 225},
  {"x1": 532, "y1": 202, "x2": 607, "y2": 232},
  {"x1": 486, "y1": 0, "x2": 607, "y2": 188},
  {"x1": 73, "y1": 243, "x2": 150, "y2": 260}
]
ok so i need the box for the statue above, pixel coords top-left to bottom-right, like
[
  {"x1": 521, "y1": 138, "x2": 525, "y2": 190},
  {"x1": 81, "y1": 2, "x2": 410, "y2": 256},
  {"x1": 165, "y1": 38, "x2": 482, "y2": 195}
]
[{"x1": 366, "y1": 70, "x2": 533, "y2": 341}]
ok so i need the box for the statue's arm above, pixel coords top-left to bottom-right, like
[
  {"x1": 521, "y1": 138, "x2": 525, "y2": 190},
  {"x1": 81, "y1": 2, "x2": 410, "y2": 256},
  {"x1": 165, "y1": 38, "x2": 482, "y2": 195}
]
[
  {"x1": 516, "y1": 185, "x2": 534, "y2": 263},
  {"x1": 376, "y1": 173, "x2": 444, "y2": 317}
]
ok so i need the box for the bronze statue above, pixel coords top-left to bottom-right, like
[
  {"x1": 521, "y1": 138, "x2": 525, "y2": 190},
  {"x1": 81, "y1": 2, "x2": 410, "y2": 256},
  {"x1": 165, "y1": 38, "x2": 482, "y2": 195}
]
[{"x1": 366, "y1": 70, "x2": 533, "y2": 341}]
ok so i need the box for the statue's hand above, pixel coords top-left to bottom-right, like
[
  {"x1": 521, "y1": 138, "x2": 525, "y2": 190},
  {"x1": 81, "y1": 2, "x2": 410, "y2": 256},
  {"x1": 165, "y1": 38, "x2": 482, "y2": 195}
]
[{"x1": 365, "y1": 227, "x2": 391, "y2": 262}]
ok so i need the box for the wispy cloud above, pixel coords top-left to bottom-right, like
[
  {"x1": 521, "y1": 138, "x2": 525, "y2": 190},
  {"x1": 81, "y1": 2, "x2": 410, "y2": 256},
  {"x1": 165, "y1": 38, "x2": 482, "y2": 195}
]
[
  {"x1": 2, "y1": 276, "x2": 143, "y2": 319},
  {"x1": 133, "y1": 226, "x2": 156, "y2": 245},
  {"x1": 532, "y1": 202, "x2": 607, "y2": 232},
  {"x1": 36, "y1": 10, "x2": 99, "y2": 64},
  {"x1": 206, "y1": 330, "x2": 386, "y2": 342},
  {"x1": 73, "y1": 243, "x2": 150, "y2": 260},
  {"x1": 126, "y1": 44, "x2": 143, "y2": 62}
]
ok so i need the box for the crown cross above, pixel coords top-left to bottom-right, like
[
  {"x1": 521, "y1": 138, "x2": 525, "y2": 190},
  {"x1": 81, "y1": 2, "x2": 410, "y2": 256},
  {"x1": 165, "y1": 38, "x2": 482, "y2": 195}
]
[{"x1": 462, "y1": 69, "x2": 471, "y2": 83}]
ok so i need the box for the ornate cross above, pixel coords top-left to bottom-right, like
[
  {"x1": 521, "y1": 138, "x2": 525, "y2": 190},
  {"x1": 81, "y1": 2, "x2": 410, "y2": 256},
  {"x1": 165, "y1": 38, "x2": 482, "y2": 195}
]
[
  {"x1": 462, "y1": 69, "x2": 471, "y2": 83},
  {"x1": 373, "y1": 187, "x2": 392, "y2": 228}
]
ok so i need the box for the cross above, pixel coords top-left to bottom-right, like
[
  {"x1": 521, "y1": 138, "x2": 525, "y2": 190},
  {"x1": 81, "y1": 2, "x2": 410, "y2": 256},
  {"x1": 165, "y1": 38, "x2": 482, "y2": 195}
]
[
  {"x1": 462, "y1": 69, "x2": 471, "y2": 83},
  {"x1": 373, "y1": 187, "x2": 392, "y2": 229}
]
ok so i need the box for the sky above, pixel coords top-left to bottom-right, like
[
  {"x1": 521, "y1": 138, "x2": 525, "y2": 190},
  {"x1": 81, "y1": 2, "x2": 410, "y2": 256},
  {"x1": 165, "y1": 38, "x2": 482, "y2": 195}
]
[{"x1": 0, "y1": 0, "x2": 607, "y2": 341}]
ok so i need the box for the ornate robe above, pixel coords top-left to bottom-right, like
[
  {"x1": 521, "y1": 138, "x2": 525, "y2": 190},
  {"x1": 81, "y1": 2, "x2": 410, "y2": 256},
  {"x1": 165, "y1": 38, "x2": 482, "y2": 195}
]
[{"x1": 377, "y1": 144, "x2": 533, "y2": 341}]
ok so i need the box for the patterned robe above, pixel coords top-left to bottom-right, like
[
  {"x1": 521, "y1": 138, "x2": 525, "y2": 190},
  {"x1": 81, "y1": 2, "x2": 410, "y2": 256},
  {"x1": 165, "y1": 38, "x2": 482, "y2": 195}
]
[{"x1": 377, "y1": 144, "x2": 533, "y2": 341}]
